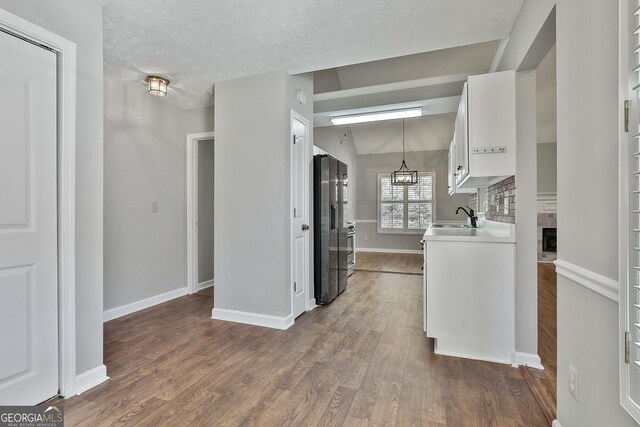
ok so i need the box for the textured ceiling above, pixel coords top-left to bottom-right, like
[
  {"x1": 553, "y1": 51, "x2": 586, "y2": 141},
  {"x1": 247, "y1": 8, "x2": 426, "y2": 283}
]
[{"x1": 102, "y1": 0, "x2": 524, "y2": 109}]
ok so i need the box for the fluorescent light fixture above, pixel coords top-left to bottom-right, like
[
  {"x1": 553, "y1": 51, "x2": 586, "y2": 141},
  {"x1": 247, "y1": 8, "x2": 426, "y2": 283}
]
[{"x1": 330, "y1": 107, "x2": 422, "y2": 125}]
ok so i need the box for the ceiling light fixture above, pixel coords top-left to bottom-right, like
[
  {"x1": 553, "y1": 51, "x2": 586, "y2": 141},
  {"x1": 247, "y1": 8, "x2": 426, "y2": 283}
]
[
  {"x1": 330, "y1": 107, "x2": 422, "y2": 125},
  {"x1": 145, "y1": 75, "x2": 170, "y2": 97},
  {"x1": 391, "y1": 118, "x2": 417, "y2": 186}
]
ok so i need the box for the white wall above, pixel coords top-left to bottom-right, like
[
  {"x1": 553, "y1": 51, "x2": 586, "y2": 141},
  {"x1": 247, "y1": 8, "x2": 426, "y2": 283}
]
[
  {"x1": 198, "y1": 140, "x2": 214, "y2": 284},
  {"x1": 537, "y1": 142, "x2": 557, "y2": 193},
  {"x1": 556, "y1": 0, "x2": 637, "y2": 425},
  {"x1": 515, "y1": 71, "x2": 539, "y2": 358},
  {"x1": 214, "y1": 71, "x2": 313, "y2": 320},
  {"x1": 0, "y1": 0, "x2": 104, "y2": 375},
  {"x1": 103, "y1": 79, "x2": 213, "y2": 310},
  {"x1": 355, "y1": 149, "x2": 469, "y2": 251},
  {"x1": 537, "y1": 45, "x2": 557, "y2": 144}
]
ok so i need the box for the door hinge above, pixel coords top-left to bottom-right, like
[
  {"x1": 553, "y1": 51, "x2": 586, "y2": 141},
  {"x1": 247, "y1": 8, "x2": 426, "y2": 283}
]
[
  {"x1": 293, "y1": 282, "x2": 297, "y2": 292},
  {"x1": 625, "y1": 331, "x2": 631, "y2": 364},
  {"x1": 625, "y1": 100, "x2": 630, "y2": 133},
  {"x1": 293, "y1": 135, "x2": 296, "y2": 145},
  {"x1": 294, "y1": 208, "x2": 297, "y2": 217}
]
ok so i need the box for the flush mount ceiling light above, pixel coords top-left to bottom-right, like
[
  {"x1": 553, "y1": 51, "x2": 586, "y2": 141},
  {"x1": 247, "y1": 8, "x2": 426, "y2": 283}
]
[
  {"x1": 391, "y1": 119, "x2": 417, "y2": 186},
  {"x1": 330, "y1": 107, "x2": 422, "y2": 126},
  {"x1": 145, "y1": 75, "x2": 170, "y2": 97}
]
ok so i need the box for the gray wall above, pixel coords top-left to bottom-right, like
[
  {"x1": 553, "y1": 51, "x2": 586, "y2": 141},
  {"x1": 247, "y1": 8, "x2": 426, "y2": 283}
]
[
  {"x1": 537, "y1": 142, "x2": 557, "y2": 193},
  {"x1": 104, "y1": 79, "x2": 213, "y2": 310},
  {"x1": 0, "y1": 0, "x2": 104, "y2": 374},
  {"x1": 557, "y1": 0, "x2": 637, "y2": 425},
  {"x1": 514, "y1": 71, "x2": 539, "y2": 358},
  {"x1": 214, "y1": 71, "x2": 313, "y2": 319},
  {"x1": 198, "y1": 140, "x2": 214, "y2": 284},
  {"x1": 355, "y1": 149, "x2": 468, "y2": 251},
  {"x1": 313, "y1": 126, "x2": 358, "y2": 222}
]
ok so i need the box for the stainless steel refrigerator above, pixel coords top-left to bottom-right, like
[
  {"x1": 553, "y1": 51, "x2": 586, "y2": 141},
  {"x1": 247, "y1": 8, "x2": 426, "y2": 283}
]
[{"x1": 313, "y1": 154, "x2": 348, "y2": 305}]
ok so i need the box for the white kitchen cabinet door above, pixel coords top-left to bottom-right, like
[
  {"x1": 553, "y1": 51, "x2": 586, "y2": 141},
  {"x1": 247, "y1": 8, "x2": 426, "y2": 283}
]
[
  {"x1": 455, "y1": 83, "x2": 469, "y2": 186},
  {"x1": 447, "y1": 141, "x2": 454, "y2": 196},
  {"x1": 457, "y1": 70, "x2": 517, "y2": 189}
]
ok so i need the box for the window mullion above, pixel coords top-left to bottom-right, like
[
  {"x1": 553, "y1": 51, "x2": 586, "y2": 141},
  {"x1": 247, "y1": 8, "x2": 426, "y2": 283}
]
[{"x1": 404, "y1": 186, "x2": 409, "y2": 232}]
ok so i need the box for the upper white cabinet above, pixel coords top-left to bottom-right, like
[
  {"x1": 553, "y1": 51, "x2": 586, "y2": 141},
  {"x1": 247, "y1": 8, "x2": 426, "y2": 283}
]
[
  {"x1": 448, "y1": 138, "x2": 475, "y2": 195},
  {"x1": 448, "y1": 140, "x2": 455, "y2": 196},
  {"x1": 455, "y1": 83, "x2": 470, "y2": 185},
  {"x1": 455, "y1": 70, "x2": 517, "y2": 189}
]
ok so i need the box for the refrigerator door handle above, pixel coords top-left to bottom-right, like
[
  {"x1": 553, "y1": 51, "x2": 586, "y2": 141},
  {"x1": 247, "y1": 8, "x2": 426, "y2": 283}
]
[{"x1": 330, "y1": 204, "x2": 336, "y2": 230}]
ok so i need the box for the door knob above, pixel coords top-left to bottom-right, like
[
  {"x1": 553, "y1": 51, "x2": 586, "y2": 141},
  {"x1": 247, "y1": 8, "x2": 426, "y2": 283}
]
[{"x1": 302, "y1": 224, "x2": 310, "y2": 231}]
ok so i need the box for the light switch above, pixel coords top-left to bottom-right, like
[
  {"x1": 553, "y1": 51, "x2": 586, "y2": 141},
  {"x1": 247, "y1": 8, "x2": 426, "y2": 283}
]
[{"x1": 152, "y1": 201, "x2": 158, "y2": 213}]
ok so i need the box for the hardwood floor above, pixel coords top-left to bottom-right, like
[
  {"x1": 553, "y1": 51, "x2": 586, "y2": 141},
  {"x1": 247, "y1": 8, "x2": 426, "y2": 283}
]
[
  {"x1": 59, "y1": 265, "x2": 554, "y2": 426},
  {"x1": 355, "y1": 251, "x2": 423, "y2": 275},
  {"x1": 520, "y1": 262, "x2": 557, "y2": 425}
]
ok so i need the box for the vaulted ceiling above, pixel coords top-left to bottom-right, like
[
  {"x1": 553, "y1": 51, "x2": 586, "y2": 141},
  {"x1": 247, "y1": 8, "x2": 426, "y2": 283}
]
[
  {"x1": 101, "y1": 0, "x2": 524, "y2": 109},
  {"x1": 313, "y1": 40, "x2": 502, "y2": 155}
]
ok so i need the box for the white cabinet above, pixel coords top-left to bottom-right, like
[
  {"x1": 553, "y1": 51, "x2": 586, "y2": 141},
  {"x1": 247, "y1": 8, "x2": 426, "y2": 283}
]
[
  {"x1": 455, "y1": 83, "x2": 470, "y2": 185},
  {"x1": 447, "y1": 141, "x2": 454, "y2": 196},
  {"x1": 454, "y1": 70, "x2": 517, "y2": 189},
  {"x1": 448, "y1": 138, "x2": 474, "y2": 195},
  {"x1": 423, "y1": 222, "x2": 516, "y2": 364}
]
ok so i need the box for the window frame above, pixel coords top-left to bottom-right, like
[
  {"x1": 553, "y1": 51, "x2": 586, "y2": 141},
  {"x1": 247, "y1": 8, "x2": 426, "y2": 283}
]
[{"x1": 377, "y1": 171, "x2": 436, "y2": 235}]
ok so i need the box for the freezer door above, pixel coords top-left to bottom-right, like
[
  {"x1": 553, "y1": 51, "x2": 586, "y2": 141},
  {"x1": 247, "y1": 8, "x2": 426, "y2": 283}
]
[{"x1": 337, "y1": 160, "x2": 348, "y2": 294}]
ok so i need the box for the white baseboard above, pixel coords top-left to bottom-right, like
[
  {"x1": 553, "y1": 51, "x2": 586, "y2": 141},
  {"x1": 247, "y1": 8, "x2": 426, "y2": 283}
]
[
  {"x1": 198, "y1": 279, "x2": 214, "y2": 291},
  {"x1": 103, "y1": 287, "x2": 188, "y2": 322},
  {"x1": 76, "y1": 364, "x2": 109, "y2": 395},
  {"x1": 211, "y1": 308, "x2": 294, "y2": 330},
  {"x1": 552, "y1": 420, "x2": 562, "y2": 427},
  {"x1": 357, "y1": 248, "x2": 423, "y2": 255},
  {"x1": 434, "y1": 347, "x2": 513, "y2": 365},
  {"x1": 307, "y1": 299, "x2": 318, "y2": 311},
  {"x1": 555, "y1": 259, "x2": 618, "y2": 302},
  {"x1": 434, "y1": 339, "x2": 513, "y2": 365},
  {"x1": 512, "y1": 352, "x2": 545, "y2": 370}
]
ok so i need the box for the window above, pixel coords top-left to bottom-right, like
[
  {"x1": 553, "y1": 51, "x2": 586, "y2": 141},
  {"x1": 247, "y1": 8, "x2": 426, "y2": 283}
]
[{"x1": 378, "y1": 172, "x2": 435, "y2": 233}]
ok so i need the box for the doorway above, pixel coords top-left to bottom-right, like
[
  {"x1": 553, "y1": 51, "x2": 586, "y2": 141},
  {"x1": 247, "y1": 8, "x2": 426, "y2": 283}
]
[{"x1": 186, "y1": 132, "x2": 215, "y2": 296}]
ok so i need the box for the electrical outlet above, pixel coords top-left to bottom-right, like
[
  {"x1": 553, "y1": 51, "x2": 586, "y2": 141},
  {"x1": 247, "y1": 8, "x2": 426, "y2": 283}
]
[
  {"x1": 364, "y1": 235, "x2": 368, "y2": 241},
  {"x1": 569, "y1": 364, "x2": 578, "y2": 401},
  {"x1": 152, "y1": 201, "x2": 158, "y2": 213}
]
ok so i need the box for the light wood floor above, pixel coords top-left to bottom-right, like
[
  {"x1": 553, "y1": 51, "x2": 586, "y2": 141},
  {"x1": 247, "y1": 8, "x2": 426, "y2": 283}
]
[
  {"x1": 355, "y1": 251, "x2": 423, "y2": 275},
  {"x1": 58, "y1": 263, "x2": 555, "y2": 426}
]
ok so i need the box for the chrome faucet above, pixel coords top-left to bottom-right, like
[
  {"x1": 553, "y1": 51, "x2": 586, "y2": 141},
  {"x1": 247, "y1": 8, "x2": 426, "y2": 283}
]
[{"x1": 456, "y1": 206, "x2": 478, "y2": 228}]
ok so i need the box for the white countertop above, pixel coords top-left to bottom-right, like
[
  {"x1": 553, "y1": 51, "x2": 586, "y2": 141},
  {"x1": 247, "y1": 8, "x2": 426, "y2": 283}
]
[{"x1": 423, "y1": 220, "x2": 516, "y2": 243}]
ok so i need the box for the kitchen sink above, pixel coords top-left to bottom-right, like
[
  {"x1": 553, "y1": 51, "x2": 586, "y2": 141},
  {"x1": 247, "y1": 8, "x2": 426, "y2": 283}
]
[{"x1": 430, "y1": 224, "x2": 473, "y2": 229}]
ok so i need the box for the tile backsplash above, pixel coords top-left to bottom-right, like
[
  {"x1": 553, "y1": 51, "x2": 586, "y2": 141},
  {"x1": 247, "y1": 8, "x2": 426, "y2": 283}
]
[
  {"x1": 468, "y1": 192, "x2": 478, "y2": 213},
  {"x1": 467, "y1": 176, "x2": 516, "y2": 224}
]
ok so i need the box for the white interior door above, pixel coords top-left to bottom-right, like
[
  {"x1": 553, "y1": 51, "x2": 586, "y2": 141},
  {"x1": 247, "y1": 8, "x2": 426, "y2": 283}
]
[
  {"x1": 0, "y1": 30, "x2": 58, "y2": 404},
  {"x1": 291, "y1": 111, "x2": 309, "y2": 319}
]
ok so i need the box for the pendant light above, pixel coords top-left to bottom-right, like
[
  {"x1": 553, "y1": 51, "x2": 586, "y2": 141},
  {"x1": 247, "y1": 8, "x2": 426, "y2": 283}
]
[{"x1": 391, "y1": 118, "x2": 418, "y2": 186}]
